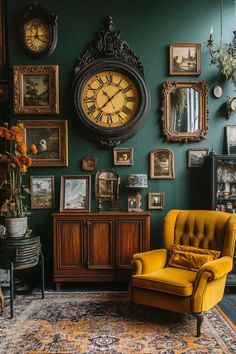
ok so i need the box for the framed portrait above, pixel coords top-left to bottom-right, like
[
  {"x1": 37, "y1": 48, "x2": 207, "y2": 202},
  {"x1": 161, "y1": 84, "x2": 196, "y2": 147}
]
[
  {"x1": 150, "y1": 148, "x2": 175, "y2": 179},
  {"x1": 226, "y1": 125, "x2": 236, "y2": 154},
  {"x1": 60, "y1": 175, "x2": 91, "y2": 212},
  {"x1": 0, "y1": 0, "x2": 5, "y2": 72},
  {"x1": 148, "y1": 192, "x2": 165, "y2": 210},
  {"x1": 30, "y1": 176, "x2": 55, "y2": 209},
  {"x1": 128, "y1": 196, "x2": 140, "y2": 212},
  {"x1": 187, "y1": 148, "x2": 208, "y2": 168},
  {"x1": 82, "y1": 155, "x2": 97, "y2": 171},
  {"x1": 95, "y1": 168, "x2": 120, "y2": 202},
  {"x1": 169, "y1": 43, "x2": 201, "y2": 75},
  {"x1": 20, "y1": 120, "x2": 68, "y2": 167},
  {"x1": 13, "y1": 65, "x2": 59, "y2": 114},
  {"x1": 113, "y1": 147, "x2": 134, "y2": 166}
]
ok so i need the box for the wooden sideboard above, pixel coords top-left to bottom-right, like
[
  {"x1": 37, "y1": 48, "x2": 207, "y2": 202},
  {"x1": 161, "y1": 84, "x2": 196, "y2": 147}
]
[{"x1": 52, "y1": 211, "x2": 150, "y2": 290}]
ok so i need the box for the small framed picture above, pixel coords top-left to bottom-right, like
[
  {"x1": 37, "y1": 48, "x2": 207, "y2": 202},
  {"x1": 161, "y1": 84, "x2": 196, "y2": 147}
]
[
  {"x1": 226, "y1": 125, "x2": 236, "y2": 154},
  {"x1": 60, "y1": 175, "x2": 91, "y2": 212},
  {"x1": 113, "y1": 147, "x2": 134, "y2": 166},
  {"x1": 187, "y1": 148, "x2": 209, "y2": 168},
  {"x1": 128, "y1": 196, "x2": 140, "y2": 212},
  {"x1": 148, "y1": 192, "x2": 165, "y2": 210},
  {"x1": 95, "y1": 168, "x2": 120, "y2": 202},
  {"x1": 169, "y1": 43, "x2": 201, "y2": 75},
  {"x1": 150, "y1": 148, "x2": 175, "y2": 179},
  {"x1": 81, "y1": 155, "x2": 97, "y2": 171},
  {"x1": 20, "y1": 120, "x2": 68, "y2": 167},
  {"x1": 13, "y1": 65, "x2": 59, "y2": 114},
  {"x1": 30, "y1": 176, "x2": 55, "y2": 209}
]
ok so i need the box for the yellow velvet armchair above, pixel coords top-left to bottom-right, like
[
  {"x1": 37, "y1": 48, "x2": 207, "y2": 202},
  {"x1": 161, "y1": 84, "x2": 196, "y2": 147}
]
[{"x1": 129, "y1": 210, "x2": 236, "y2": 336}]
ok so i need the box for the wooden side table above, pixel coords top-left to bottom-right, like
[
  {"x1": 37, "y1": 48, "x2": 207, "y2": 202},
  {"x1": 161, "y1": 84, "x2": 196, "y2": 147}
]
[{"x1": 0, "y1": 235, "x2": 45, "y2": 318}]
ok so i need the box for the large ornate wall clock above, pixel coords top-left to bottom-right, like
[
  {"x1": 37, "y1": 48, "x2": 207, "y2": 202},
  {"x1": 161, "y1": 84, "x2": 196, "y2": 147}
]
[
  {"x1": 18, "y1": 2, "x2": 58, "y2": 58},
  {"x1": 72, "y1": 16, "x2": 150, "y2": 147}
]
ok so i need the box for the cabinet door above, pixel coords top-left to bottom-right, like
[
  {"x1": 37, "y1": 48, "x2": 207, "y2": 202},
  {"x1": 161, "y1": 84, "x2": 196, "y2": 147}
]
[
  {"x1": 56, "y1": 221, "x2": 84, "y2": 271},
  {"x1": 116, "y1": 219, "x2": 142, "y2": 269},
  {"x1": 87, "y1": 220, "x2": 114, "y2": 269}
]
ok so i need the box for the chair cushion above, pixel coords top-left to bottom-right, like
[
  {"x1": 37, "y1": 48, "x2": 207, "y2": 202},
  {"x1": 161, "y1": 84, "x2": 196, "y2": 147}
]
[
  {"x1": 167, "y1": 244, "x2": 221, "y2": 271},
  {"x1": 132, "y1": 267, "x2": 197, "y2": 296}
]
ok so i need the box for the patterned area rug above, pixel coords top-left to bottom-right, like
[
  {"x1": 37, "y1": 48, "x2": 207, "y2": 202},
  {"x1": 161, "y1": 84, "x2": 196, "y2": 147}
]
[{"x1": 0, "y1": 291, "x2": 235, "y2": 353}]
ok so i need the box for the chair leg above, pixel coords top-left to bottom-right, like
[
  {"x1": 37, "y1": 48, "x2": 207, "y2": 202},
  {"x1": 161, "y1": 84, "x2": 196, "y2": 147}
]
[{"x1": 195, "y1": 313, "x2": 204, "y2": 337}]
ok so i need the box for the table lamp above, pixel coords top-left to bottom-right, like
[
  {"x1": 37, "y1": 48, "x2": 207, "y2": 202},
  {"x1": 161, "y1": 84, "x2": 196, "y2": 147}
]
[{"x1": 126, "y1": 174, "x2": 148, "y2": 211}]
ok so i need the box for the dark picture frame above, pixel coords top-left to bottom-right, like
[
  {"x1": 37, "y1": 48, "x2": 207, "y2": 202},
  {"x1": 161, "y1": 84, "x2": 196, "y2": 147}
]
[
  {"x1": 81, "y1": 155, "x2": 97, "y2": 171},
  {"x1": 169, "y1": 43, "x2": 201, "y2": 75},
  {"x1": 187, "y1": 148, "x2": 208, "y2": 168},
  {"x1": 60, "y1": 175, "x2": 91, "y2": 212},
  {"x1": 30, "y1": 175, "x2": 55, "y2": 209},
  {"x1": 13, "y1": 65, "x2": 59, "y2": 114},
  {"x1": 148, "y1": 192, "x2": 165, "y2": 210},
  {"x1": 150, "y1": 148, "x2": 175, "y2": 179},
  {"x1": 20, "y1": 120, "x2": 68, "y2": 167},
  {"x1": 226, "y1": 125, "x2": 236, "y2": 154},
  {"x1": 95, "y1": 168, "x2": 120, "y2": 202},
  {"x1": 113, "y1": 147, "x2": 134, "y2": 166}
]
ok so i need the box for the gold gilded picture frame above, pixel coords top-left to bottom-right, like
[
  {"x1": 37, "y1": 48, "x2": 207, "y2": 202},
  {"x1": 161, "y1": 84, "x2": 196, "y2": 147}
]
[
  {"x1": 148, "y1": 192, "x2": 165, "y2": 210},
  {"x1": 169, "y1": 43, "x2": 201, "y2": 75},
  {"x1": 20, "y1": 120, "x2": 68, "y2": 167},
  {"x1": 30, "y1": 175, "x2": 55, "y2": 209},
  {"x1": 13, "y1": 65, "x2": 59, "y2": 114},
  {"x1": 150, "y1": 148, "x2": 175, "y2": 179}
]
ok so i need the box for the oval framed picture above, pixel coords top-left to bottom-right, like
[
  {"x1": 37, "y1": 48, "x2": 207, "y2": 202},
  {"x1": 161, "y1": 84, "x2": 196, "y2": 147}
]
[{"x1": 213, "y1": 85, "x2": 223, "y2": 98}]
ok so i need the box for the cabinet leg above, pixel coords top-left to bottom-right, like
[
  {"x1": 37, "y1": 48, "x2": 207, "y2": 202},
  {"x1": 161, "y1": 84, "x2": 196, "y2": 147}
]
[
  {"x1": 56, "y1": 282, "x2": 61, "y2": 291},
  {"x1": 40, "y1": 249, "x2": 45, "y2": 299}
]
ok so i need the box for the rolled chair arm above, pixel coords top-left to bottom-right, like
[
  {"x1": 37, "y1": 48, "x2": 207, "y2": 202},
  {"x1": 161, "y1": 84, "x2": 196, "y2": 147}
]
[
  {"x1": 196, "y1": 256, "x2": 233, "y2": 282},
  {"x1": 132, "y1": 249, "x2": 168, "y2": 275}
]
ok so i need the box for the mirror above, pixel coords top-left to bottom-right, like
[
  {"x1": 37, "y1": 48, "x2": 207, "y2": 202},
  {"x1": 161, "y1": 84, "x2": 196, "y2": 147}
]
[{"x1": 162, "y1": 81, "x2": 208, "y2": 142}]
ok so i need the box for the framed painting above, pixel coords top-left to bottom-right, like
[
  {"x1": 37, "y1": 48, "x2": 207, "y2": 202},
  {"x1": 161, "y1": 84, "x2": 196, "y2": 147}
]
[
  {"x1": 30, "y1": 176, "x2": 55, "y2": 209},
  {"x1": 0, "y1": 0, "x2": 5, "y2": 72},
  {"x1": 81, "y1": 155, "x2": 97, "y2": 171},
  {"x1": 20, "y1": 120, "x2": 68, "y2": 167},
  {"x1": 187, "y1": 148, "x2": 208, "y2": 168},
  {"x1": 169, "y1": 43, "x2": 201, "y2": 75},
  {"x1": 150, "y1": 148, "x2": 175, "y2": 179},
  {"x1": 128, "y1": 195, "x2": 140, "y2": 212},
  {"x1": 113, "y1": 147, "x2": 134, "y2": 166},
  {"x1": 95, "y1": 168, "x2": 120, "y2": 202},
  {"x1": 13, "y1": 65, "x2": 59, "y2": 114},
  {"x1": 226, "y1": 125, "x2": 236, "y2": 154},
  {"x1": 60, "y1": 175, "x2": 91, "y2": 212},
  {"x1": 148, "y1": 192, "x2": 165, "y2": 210}
]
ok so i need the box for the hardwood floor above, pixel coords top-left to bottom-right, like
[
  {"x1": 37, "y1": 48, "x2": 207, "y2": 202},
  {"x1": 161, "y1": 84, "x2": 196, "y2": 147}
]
[{"x1": 219, "y1": 290, "x2": 236, "y2": 325}]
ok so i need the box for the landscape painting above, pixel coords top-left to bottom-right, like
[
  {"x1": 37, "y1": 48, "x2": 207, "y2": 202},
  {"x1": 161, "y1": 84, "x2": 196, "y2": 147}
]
[
  {"x1": 30, "y1": 176, "x2": 54, "y2": 209},
  {"x1": 60, "y1": 175, "x2": 91, "y2": 212},
  {"x1": 23, "y1": 74, "x2": 49, "y2": 106},
  {"x1": 170, "y1": 43, "x2": 201, "y2": 75}
]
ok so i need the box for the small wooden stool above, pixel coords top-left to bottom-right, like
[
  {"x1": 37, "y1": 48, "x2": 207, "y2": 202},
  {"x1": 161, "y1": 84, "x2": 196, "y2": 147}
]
[{"x1": 0, "y1": 286, "x2": 4, "y2": 315}]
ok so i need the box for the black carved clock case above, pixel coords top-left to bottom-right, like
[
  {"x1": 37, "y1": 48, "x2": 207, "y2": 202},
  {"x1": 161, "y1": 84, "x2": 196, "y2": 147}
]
[{"x1": 72, "y1": 17, "x2": 150, "y2": 147}]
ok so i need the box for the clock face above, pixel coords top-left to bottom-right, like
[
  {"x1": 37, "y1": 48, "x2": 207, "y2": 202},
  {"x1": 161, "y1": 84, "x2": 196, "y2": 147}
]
[
  {"x1": 231, "y1": 98, "x2": 236, "y2": 112},
  {"x1": 81, "y1": 70, "x2": 139, "y2": 128},
  {"x1": 24, "y1": 19, "x2": 50, "y2": 53}
]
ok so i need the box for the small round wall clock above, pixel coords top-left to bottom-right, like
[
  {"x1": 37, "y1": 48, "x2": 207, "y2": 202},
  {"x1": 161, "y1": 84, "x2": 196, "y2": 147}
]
[
  {"x1": 72, "y1": 17, "x2": 150, "y2": 147},
  {"x1": 213, "y1": 85, "x2": 223, "y2": 98},
  {"x1": 18, "y1": 2, "x2": 58, "y2": 58}
]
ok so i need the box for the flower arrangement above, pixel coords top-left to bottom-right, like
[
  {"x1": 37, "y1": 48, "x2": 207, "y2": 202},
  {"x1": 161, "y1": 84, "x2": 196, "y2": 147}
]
[
  {"x1": 210, "y1": 44, "x2": 236, "y2": 83},
  {"x1": 0, "y1": 122, "x2": 38, "y2": 218}
]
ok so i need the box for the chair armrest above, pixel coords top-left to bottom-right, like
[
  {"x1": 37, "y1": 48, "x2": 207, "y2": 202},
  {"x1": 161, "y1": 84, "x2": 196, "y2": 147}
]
[
  {"x1": 132, "y1": 249, "x2": 168, "y2": 275},
  {"x1": 197, "y1": 256, "x2": 233, "y2": 281}
]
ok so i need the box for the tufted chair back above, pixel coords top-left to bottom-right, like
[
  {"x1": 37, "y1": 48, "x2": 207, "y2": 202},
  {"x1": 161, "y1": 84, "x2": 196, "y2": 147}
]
[{"x1": 163, "y1": 210, "x2": 236, "y2": 258}]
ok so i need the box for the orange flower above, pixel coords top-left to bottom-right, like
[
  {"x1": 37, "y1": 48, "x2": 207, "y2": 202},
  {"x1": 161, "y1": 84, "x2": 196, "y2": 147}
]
[
  {"x1": 20, "y1": 155, "x2": 32, "y2": 168},
  {"x1": 10, "y1": 154, "x2": 21, "y2": 168},
  {"x1": 17, "y1": 122, "x2": 24, "y2": 130},
  {"x1": 17, "y1": 143, "x2": 27, "y2": 154},
  {"x1": 31, "y1": 144, "x2": 38, "y2": 155},
  {"x1": 11, "y1": 125, "x2": 21, "y2": 133},
  {"x1": 0, "y1": 126, "x2": 6, "y2": 138},
  {"x1": 20, "y1": 164, "x2": 27, "y2": 173},
  {"x1": 5, "y1": 129, "x2": 15, "y2": 141},
  {"x1": 15, "y1": 132, "x2": 23, "y2": 143}
]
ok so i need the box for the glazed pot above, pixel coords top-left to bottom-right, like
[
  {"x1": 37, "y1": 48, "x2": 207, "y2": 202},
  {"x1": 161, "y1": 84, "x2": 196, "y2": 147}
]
[{"x1": 5, "y1": 217, "x2": 28, "y2": 238}]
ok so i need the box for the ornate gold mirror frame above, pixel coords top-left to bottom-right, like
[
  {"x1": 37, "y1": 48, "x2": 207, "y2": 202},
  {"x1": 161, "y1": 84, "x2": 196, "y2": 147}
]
[{"x1": 162, "y1": 81, "x2": 208, "y2": 142}]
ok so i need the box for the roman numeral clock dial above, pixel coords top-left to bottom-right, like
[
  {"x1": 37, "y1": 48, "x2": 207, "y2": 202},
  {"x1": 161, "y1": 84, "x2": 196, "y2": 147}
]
[
  {"x1": 81, "y1": 71, "x2": 139, "y2": 128},
  {"x1": 72, "y1": 17, "x2": 150, "y2": 147}
]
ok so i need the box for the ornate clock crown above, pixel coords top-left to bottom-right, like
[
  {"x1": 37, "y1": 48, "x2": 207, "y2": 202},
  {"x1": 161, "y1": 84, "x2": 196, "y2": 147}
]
[{"x1": 75, "y1": 16, "x2": 144, "y2": 76}]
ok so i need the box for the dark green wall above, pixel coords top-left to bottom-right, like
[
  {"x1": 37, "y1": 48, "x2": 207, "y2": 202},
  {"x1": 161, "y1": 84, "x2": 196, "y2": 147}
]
[{"x1": 4, "y1": 0, "x2": 236, "y2": 282}]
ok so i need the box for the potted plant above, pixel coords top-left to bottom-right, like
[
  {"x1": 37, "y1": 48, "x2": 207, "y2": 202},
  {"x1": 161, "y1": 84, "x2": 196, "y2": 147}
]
[
  {"x1": 210, "y1": 43, "x2": 236, "y2": 84},
  {"x1": 0, "y1": 122, "x2": 37, "y2": 237}
]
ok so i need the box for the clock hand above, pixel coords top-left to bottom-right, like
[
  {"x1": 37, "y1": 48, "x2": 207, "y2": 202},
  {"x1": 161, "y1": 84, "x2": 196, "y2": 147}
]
[{"x1": 100, "y1": 88, "x2": 123, "y2": 109}]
